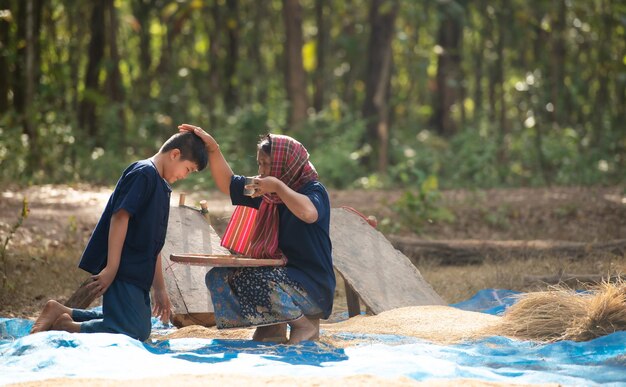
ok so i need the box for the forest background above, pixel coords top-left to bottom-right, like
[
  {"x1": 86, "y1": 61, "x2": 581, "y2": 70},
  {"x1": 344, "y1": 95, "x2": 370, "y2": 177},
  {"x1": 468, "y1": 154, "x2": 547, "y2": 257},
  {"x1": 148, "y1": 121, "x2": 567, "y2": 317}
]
[{"x1": 1, "y1": 0, "x2": 624, "y2": 192}]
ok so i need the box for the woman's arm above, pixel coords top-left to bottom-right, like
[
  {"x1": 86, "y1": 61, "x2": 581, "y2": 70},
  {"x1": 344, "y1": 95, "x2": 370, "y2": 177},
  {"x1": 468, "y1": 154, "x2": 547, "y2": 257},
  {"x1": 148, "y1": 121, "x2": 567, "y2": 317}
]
[
  {"x1": 254, "y1": 177, "x2": 318, "y2": 223},
  {"x1": 178, "y1": 124, "x2": 234, "y2": 195}
]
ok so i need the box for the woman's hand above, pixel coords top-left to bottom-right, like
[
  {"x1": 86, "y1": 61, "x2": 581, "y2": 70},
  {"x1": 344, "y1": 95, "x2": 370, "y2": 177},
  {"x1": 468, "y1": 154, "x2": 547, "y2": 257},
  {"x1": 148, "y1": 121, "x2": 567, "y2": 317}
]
[
  {"x1": 249, "y1": 176, "x2": 281, "y2": 198},
  {"x1": 178, "y1": 123, "x2": 219, "y2": 152},
  {"x1": 251, "y1": 176, "x2": 319, "y2": 223}
]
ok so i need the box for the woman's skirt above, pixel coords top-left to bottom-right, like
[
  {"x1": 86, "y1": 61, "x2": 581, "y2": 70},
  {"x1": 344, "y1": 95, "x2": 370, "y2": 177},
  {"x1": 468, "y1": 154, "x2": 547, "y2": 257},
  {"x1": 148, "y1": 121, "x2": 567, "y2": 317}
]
[{"x1": 205, "y1": 266, "x2": 322, "y2": 329}]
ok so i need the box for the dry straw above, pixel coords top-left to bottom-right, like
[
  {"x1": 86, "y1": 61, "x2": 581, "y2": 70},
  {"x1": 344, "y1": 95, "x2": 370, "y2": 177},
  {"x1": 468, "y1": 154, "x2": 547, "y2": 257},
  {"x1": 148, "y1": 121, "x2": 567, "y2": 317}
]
[{"x1": 495, "y1": 277, "x2": 626, "y2": 342}]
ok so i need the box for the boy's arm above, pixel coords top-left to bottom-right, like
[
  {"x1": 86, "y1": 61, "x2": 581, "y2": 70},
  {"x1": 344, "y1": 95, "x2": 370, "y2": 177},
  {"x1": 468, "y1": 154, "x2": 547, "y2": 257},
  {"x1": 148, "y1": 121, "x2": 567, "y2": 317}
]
[
  {"x1": 151, "y1": 252, "x2": 172, "y2": 323},
  {"x1": 90, "y1": 209, "x2": 130, "y2": 298}
]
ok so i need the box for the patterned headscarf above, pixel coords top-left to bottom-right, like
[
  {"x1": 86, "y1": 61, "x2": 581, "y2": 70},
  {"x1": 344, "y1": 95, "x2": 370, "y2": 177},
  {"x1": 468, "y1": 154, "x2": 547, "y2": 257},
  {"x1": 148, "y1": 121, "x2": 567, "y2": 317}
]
[{"x1": 248, "y1": 134, "x2": 318, "y2": 260}]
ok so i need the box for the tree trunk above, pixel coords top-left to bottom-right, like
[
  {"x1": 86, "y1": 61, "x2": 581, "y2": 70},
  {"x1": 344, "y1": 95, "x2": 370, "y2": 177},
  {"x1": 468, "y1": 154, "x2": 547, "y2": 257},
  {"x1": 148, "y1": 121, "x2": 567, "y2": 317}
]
[
  {"x1": 592, "y1": 0, "x2": 611, "y2": 147},
  {"x1": 105, "y1": 0, "x2": 125, "y2": 139},
  {"x1": 207, "y1": 2, "x2": 223, "y2": 113},
  {"x1": 472, "y1": 29, "x2": 484, "y2": 123},
  {"x1": 78, "y1": 1, "x2": 105, "y2": 139},
  {"x1": 361, "y1": 0, "x2": 398, "y2": 175},
  {"x1": 495, "y1": 7, "x2": 507, "y2": 183},
  {"x1": 432, "y1": 3, "x2": 463, "y2": 137},
  {"x1": 13, "y1": 2, "x2": 25, "y2": 136},
  {"x1": 282, "y1": 0, "x2": 309, "y2": 131},
  {"x1": 0, "y1": 0, "x2": 10, "y2": 113},
  {"x1": 131, "y1": 0, "x2": 154, "y2": 100},
  {"x1": 251, "y1": 1, "x2": 267, "y2": 104},
  {"x1": 340, "y1": 0, "x2": 358, "y2": 109},
  {"x1": 16, "y1": 0, "x2": 43, "y2": 170},
  {"x1": 224, "y1": 0, "x2": 239, "y2": 111},
  {"x1": 313, "y1": 0, "x2": 327, "y2": 112},
  {"x1": 25, "y1": 0, "x2": 36, "y2": 138},
  {"x1": 549, "y1": 0, "x2": 566, "y2": 125}
]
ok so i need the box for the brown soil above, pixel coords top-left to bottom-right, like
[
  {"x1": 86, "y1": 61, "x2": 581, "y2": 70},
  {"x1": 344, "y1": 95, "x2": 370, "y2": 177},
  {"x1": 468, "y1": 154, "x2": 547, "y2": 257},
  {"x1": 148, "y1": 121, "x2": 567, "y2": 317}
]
[{"x1": 1, "y1": 184, "x2": 625, "y2": 317}]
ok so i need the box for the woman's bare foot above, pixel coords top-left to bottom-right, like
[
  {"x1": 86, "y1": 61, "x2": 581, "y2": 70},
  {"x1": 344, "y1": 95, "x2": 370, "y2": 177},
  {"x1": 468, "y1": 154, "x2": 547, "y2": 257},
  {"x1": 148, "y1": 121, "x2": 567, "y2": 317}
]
[
  {"x1": 287, "y1": 316, "x2": 319, "y2": 344},
  {"x1": 50, "y1": 313, "x2": 80, "y2": 333},
  {"x1": 252, "y1": 323, "x2": 288, "y2": 343},
  {"x1": 30, "y1": 300, "x2": 72, "y2": 334}
]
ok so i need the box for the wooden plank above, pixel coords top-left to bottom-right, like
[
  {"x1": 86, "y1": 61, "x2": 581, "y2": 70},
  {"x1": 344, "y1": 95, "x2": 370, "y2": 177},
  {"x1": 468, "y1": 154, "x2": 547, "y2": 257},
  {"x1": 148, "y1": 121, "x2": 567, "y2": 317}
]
[
  {"x1": 388, "y1": 236, "x2": 626, "y2": 265},
  {"x1": 343, "y1": 278, "x2": 361, "y2": 317},
  {"x1": 330, "y1": 208, "x2": 445, "y2": 314},
  {"x1": 65, "y1": 277, "x2": 97, "y2": 309},
  {"x1": 171, "y1": 253, "x2": 284, "y2": 267},
  {"x1": 160, "y1": 204, "x2": 231, "y2": 315}
]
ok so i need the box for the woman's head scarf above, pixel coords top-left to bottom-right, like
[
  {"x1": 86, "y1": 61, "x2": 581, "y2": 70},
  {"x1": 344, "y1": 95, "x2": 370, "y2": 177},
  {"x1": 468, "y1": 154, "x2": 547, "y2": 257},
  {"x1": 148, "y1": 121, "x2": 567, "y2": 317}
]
[{"x1": 248, "y1": 134, "x2": 318, "y2": 260}]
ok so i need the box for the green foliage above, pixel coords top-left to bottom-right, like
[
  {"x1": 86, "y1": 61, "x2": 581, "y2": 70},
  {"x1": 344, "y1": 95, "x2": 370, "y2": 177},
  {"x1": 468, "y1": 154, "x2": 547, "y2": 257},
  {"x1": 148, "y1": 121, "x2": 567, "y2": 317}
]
[
  {"x1": 382, "y1": 124, "x2": 625, "y2": 190},
  {"x1": 385, "y1": 174, "x2": 455, "y2": 234},
  {"x1": 1, "y1": 197, "x2": 29, "y2": 290},
  {"x1": 300, "y1": 110, "x2": 368, "y2": 189},
  {"x1": 0, "y1": 115, "x2": 27, "y2": 183},
  {"x1": 0, "y1": 0, "x2": 624, "y2": 191},
  {"x1": 445, "y1": 128, "x2": 501, "y2": 188}
]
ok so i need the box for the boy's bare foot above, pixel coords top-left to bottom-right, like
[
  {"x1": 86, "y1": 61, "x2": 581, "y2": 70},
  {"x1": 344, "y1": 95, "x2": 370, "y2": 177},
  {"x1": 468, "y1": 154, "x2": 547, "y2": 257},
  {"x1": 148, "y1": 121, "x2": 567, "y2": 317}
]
[
  {"x1": 252, "y1": 323, "x2": 288, "y2": 343},
  {"x1": 51, "y1": 313, "x2": 80, "y2": 333},
  {"x1": 30, "y1": 300, "x2": 72, "y2": 334},
  {"x1": 287, "y1": 316, "x2": 319, "y2": 344}
]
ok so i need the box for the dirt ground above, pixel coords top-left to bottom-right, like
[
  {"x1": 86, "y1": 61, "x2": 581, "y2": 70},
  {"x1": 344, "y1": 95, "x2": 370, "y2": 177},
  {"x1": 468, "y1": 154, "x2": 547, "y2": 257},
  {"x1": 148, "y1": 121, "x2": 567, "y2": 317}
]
[{"x1": 1, "y1": 184, "x2": 626, "y2": 318}]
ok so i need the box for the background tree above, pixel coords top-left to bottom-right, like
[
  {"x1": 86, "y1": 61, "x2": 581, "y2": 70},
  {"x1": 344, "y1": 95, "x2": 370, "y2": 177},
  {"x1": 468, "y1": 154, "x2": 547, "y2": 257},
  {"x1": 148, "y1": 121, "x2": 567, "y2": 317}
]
[
  {"x1": 361, "y1": 0, "x2": 398, "y2": 175},
  {"x1": 0, "y1": 0, "x2": 10, "y2": 113},
  {"x1": 0, "y1": 0, "x2": 623, "y2": 190},
  {"x1": 78, "y1": 1, "x2": 105, "y2": 140},
  {"x1": 282, "y1": 0, "x2": 309, "y2": 131},
  {"x1": 432, "y1": 0, "x2": 464, "y2": 137}
]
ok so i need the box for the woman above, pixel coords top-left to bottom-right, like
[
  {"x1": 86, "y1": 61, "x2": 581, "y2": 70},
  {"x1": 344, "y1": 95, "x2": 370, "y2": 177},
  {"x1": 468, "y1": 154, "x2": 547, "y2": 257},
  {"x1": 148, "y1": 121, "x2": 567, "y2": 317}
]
[{"x1": 178, "y1": 124, "x2": 335, "y2": 344}]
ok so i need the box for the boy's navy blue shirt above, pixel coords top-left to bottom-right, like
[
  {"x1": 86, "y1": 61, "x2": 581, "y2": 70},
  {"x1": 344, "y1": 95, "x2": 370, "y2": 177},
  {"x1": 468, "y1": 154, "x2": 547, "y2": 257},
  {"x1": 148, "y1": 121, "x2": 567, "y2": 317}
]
[
  {"x1": 230, "y1": 175, "x2": 335, "y2": 319},
  {"x1": 79, "y1": 159, "x2": 171, "y2": 291}
]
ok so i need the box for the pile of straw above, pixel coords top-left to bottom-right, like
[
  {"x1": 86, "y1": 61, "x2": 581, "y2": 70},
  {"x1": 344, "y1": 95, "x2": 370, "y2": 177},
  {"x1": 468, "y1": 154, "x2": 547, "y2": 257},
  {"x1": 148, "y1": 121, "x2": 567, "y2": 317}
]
[{"x1": 496, "y1": 278, "x2": 626, "y2": 342}]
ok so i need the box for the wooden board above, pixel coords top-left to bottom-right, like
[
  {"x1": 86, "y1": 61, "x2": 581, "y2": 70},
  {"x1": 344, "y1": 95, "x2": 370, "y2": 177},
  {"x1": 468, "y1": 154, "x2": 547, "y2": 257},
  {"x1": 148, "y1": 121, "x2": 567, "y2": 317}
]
[
  {"x1": 171, "y1": 253, "x2": 284, "y2": 267},
  {"x1": 161, "y1": 205, "x2": 445, "y2": 320},
  {"x1": 330, "y1": 208, "x2": 446, "y2": 314},
  {"x1": 160, "y1": 205, "x2": 231, "y2": 315}
]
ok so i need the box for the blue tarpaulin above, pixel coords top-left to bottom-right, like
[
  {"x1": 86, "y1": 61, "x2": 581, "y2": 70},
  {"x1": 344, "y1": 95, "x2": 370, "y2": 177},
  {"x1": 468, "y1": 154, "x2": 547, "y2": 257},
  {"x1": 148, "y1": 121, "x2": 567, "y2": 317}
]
[{"x1": 2, "y1": 289, "x2": 625, "y2": 386}]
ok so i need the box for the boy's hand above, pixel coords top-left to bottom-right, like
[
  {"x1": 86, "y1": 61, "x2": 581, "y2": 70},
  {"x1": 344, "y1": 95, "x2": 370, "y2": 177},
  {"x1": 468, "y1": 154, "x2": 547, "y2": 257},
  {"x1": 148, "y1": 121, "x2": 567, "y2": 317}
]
[
  {"x1": 178, "y1": 124, "x2": 219, "y2": 152},
  {"x1": 89, "y1": 267, "x2": 116, "y2": 298},
  {"x1": 152, "y1": 288, "x2": 172, "y2": 324}
]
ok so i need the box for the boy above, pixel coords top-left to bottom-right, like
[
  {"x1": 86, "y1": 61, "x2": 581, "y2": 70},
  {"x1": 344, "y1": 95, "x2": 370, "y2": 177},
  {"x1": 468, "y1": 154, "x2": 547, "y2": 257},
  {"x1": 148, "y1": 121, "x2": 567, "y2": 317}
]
[{"x1": 30, "y1": 131, "x2": 208, "y2": 341}]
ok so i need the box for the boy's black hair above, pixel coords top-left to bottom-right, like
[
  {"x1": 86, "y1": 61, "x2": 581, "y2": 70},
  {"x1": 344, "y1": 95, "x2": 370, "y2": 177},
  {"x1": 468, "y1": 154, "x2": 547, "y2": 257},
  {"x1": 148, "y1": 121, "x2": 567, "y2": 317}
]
[{"x1": 160, "y1": 132, "x2": 208, "y2": 171}]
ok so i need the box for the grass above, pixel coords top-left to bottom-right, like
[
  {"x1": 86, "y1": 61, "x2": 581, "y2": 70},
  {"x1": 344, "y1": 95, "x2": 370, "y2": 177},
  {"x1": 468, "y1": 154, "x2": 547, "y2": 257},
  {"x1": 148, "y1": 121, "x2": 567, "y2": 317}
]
[
  {"x1": 0, "y1": 225, "x2": 88, "y2": 318},
  {"x1": 418, "y1": 253, "x2": 626, "y2": 304}
]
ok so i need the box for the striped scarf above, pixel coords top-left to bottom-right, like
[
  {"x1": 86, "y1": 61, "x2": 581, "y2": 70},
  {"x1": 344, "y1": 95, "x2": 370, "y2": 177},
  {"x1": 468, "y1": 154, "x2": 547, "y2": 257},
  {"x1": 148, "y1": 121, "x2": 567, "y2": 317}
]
[{"x1": 248, "y1": 134, "x2": 318, "y2": 260}]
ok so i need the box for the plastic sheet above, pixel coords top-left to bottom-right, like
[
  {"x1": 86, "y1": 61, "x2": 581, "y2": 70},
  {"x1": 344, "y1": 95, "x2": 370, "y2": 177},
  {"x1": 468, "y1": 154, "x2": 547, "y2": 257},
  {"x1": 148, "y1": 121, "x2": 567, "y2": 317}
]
[
  {"x1": 2, "y1": 290, "x2": 625, "y2": 386},
  {"x1": 450, "y1": 288, "x2": 521, "y2": 315}
]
